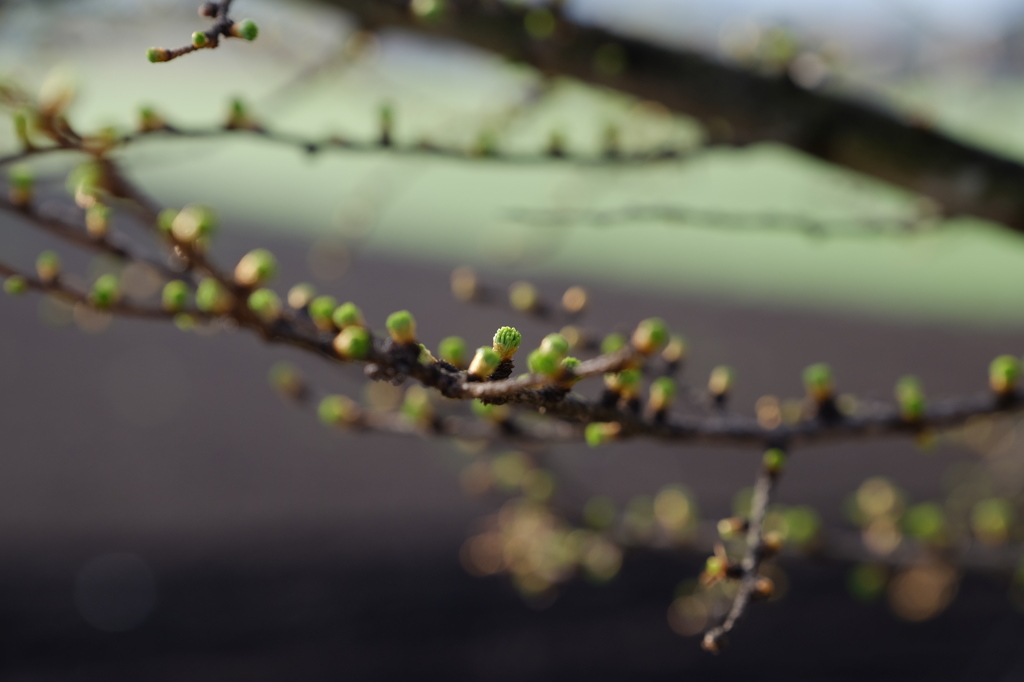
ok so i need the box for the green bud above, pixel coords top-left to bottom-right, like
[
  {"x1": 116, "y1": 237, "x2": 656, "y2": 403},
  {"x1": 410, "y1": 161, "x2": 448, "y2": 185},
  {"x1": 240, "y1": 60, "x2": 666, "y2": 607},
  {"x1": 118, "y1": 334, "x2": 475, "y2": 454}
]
[
  {"x1": 332, "y1": 302, "x2": 365, "y2": 329},
  {"x1": 8, "y1": 164, "x2": 33, "y2": 206},
  {"x1": 601, "y1": 332, "x2": 626, "y2": 355},
  {"x1": 895, "y1": 376, "x2": 926, "y2": 422},
  {"x1": 401, "y1": 385, "x2": 434, "y2": 424},
  {"x1": 146, "y1": 47, "x2": 170, "y2": 63},
  {"x1": 287, "y1": 283, "x2": 316, "y2": 310},
  {"x1": 803, "y1": 363, "x2": 834, "y2": 403},
  {"x1": 333, "y1": 326, "x2": 372, "y2": 359},
  {"x1": 318, "y1": 395, "x2": 358, "y2": 426},
  {"x1": 605, "y1": 368, "x2": 642, "y2": 398},
  {"x1": 171, "y1": 204, "x2": 217, "y2": 243},
  {"x1": 3, "y1": 275, "x2": 28, "y2": 296},
  {"x1": 385, "y1": 310, "x2": 417, "y2": 344},
  {"x1": 585, "y1": 422, "x2": 621, "y2": 447},
  {"x1": 648, "y1": 376, "x2": 676, "y2": 412},
  {"x1": 492, "y1": 326, "x2": 522, "y2": 360},
  {"x1": 438, "y1": 336, "x2": 467, "y2": 368},
  {"x1": 418, "y1": 343, "x2": 437, "y2": 364},
  {"x1": 157, "y1": 208, "x2": 178, "y2": 234},
  {"x1": 191, "y1": 31, "x2": 208, "y2": 48},
  {"x1": 195, "y1": 277, "x2": 232, "y2": 313},
  {"x1": 248, "y1": 288, "x2": 282, "y2": 322},
  {"x1": 528, "y1": 349, "x2": 561, "y2": 377},
  {"x1": 308, "y1": 295, "x2": 338, "y2": 331},
  {"x1": 708, "y1": 365, "x2": 735, "y2": 397},
  {"x1": 36, "y1": 251, "x2": 61, "y2": 283},
  {"x1": 234, "y1": 248, "x2": 277, "y2": 287},
  {"x1": 540, "y1": 333, "x2": 569, "y2": 358},
  {"x1": 559, "y1": 356, "x2": 581, "y2": 383},
  {"x1": 903, "y1": 502, "x2": 945, "y2": 543},
  {"x1": 85, "y1": 204, "x2": 111, "y2": 239},
  {"x1": 231, "y1": 19, "x2": 259, "y2": 41},
  {"x1": 162, "y1": 280, "x2": 190, "y2": 312},
  {"x1": 631, "y1": 317, "x2": 668, "y2": 355},
  {"x1": 989, "y1": 355, "x2": 1021, "y2": 395},
  {"x1": 468, "y1": 346, "x2": 500, "y2": 378},
  {"x1": 662, "y1": 335, "x2": 688, "y2": 364},
  {"x1": 762, "y1": 448, "x2": 787, "y2": 475},
  {"x1": 268, "y1": 361, "x2": 304, "y2": 399},
  {"x1": 704, "y1": 555, "x2": 726, "y2": 578},
  {"x1": 90, "y1": 273, "x2": 120, "y2": 309},
  {"x1": 508, "y1": 281, "x2": 538, "y2": 312}
]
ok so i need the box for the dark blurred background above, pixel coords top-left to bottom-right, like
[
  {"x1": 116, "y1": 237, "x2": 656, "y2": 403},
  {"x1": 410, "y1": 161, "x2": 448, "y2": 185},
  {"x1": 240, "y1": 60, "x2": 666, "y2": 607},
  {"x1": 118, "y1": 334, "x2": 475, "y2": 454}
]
[{"x1": 3, "y1": 1, "x2": 1024, "y2": 679}]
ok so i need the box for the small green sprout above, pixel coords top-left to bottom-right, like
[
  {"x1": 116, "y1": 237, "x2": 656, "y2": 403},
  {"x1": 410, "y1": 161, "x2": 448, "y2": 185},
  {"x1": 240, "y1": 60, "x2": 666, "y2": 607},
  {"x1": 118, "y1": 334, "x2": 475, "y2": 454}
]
[
  {"x1": 632, "y1": 317, "x2": 668, "y2": 355},
  {"x1": 3, "y1": 275, "x2": 28, "y2": 296},
  {"x1": 605, "y1": 369, "x2": 642, "y2": 399},
  {"x1": 332, "y1": 302, "x2": 365, "y2": 329},
  {"x1": 803, "y1": 363, "x2": 834, "y2": 403},
  {"x1": 248, "y1": 288, "x2": 282, "y2": 322},
  {"x1": 90, "y1": 273, "x2": 120, "y2": 309},
  {"x1": 191, "y1": 31, "x2": 208, "y2": 48},
  {"x1": 36, "y1": 251, "x2": 61, "y2": 283},
  {"x1": 234, "y1": 248, "x2": 277, "y2": 287},
  {"x1": 333, "y1": 326, "x2": 372, "y2": 359},
  {"x1": 648, "y1": 377, "x2": 676, "y2": 413},
  {"x1": 540, "y1": 333, "x2": 569, "y2": 358},
  {"x1": 308, "y1": 295, "x2": 338, "y2": 331},
  {"x1": 585, "y1": 422, "x2": 621, "y2": 447},
  {"x1": 85, "y1": 204, "x2": 111, "y2": 239},
  {"x1": 527, "y1": 349, "x2": 560, "y2": 377},
  {"x1": 763, "y1": 448, "x2": 787, "y2": 475},
  {"x1": 708, "y1": 365, "x2": 735, "y2": 398},
  {"x1": 318, "y1": 395, "x2": 359, "y2": 426},
  {"x1": 438, "y1": 336, "x2": 467, "y2": 368},
  {"x1": 601, "y1": 333, "x2": 626, "y2": 355},
  {"x1": 492, "y1": 326, "x2": 522, "y2": 361},
  {"x1": 195, "y1": 277, "x2": 232, "y2": 313},
  {"x1": 559, "y1": 356, "x2": 581, "y2": 384},
  {"x1": 468, "y1": 346, "x2": 501, "y2": 378},
  {"x1": 146, "y1": 47, "x2": 170, "y2": 63},
  {"x1": 8, "y1": 164, "x2": 33, "y2": 206},
  {"x1": 895, "y1": 376, "x2": 926, "y2": 422},
  {"x1": 162, "y1": 280, "x2": 190, "y2": 312},
  {"x1": 989, "y1": 355, "x2": 1021, "y2": 396},
  {"x1": 385, "y1": 310, "x2": 417, "y2": 344},
  {"x1": 231, "y1": 19, "x2": 259, "y2": 41}
]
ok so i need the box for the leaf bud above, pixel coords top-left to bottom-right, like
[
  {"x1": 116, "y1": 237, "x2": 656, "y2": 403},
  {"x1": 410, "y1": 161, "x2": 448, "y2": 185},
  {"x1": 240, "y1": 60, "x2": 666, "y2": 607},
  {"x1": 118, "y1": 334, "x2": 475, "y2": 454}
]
[
  {"x1": 247, "y1": 288, "x2": 282, "y2": 322},
  {"x1": 287, "y1": 283, "x2": 316, "y2": 310},
  {"x1": 333, "y1": 326, "x2": 372, "y2": 359},
  {"x1": 385, "y1": 310, "x2": 417, "y2": 344},
  {"x1": 308, "y1": 295, "x2": 338, "y2": 331},
  {"x1": 989, "y1": 355, "x2": 1021, "y2": 396},
  {"x1": 585, "y1": 422, "x2": 621, "y2": 447},
  {"x1": 492, "y1": 326, "x2": 522, "y2": 361},
  {"x1": 318, "y1": 395, "x2": 359, "y2": 426},
  {"x1": 90, "y1": 273, "x2": 120, "y2": 309},
  {"x1": 230, "y1": 19, "x2": 259, "y2": 41},
  {"x1": 632, "y1": 317, "x2": 668, "y2": 355},
  {"x1": 162, "y1": 280, "x2": 190, "y2": 312},
  {"x1": 3, "y1": 275, "x2": 28, "y2": 296},
  {"x1": 438, "y1": 336, "x2": 467, "y2": 368},
  {"x1": 332, "y1": 302, "x2": 365, "y2": 329},
  {"x1": 895, "y1": 375, "x2": 926, "y2": 422},
  {"x1": 468, "y1": 346, "x2": 500, "y2": 378},
  {"x1": 803, "y1": 363, "x2": 834, "y2": 403},
  {"x1": 35, "y1": 251, "x2": 61, "y2": 283},
  {"x1": 539, "y1": 332, "x2": 569, "y2": 358}
]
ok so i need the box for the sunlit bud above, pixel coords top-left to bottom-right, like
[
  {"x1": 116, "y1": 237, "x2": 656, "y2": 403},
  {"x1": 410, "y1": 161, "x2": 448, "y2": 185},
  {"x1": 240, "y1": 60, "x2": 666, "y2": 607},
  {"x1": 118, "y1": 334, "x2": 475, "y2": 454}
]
[
  {"x1": 546, "y1": 129, "x2": 565, "y2": 157},
  {"x1": 648, "y1": 376, "x2": 676, "y2": 413},
  {"x1": 308, "y1": 295, "x2": 338, "y2": 331},
  {"x1": 468, "y1": 346, "x2": 501, "y2": 378},
  {"x1": 528, "y1": 349, "x2": 560, "y2": 377},
  {"x1": 704, "y1": 555, "x2": 727, "y2": 579},
  {"x1": 605, "y1": 368, "x2": 641, "y2": 399},
  {"x1": 561, "y1": 285, "x2": 587, "y2": 314},
  {"x1": 318, "y1": 395, "x2": 359, "y2": 426},
  {"x1": 386, "y1": 310, "x2": 417, "y2": 344},
  {"x1": 170, "y1": 204, "x2": 217, "y2": 243},
  {"x1": 378, "y1": 102, "x2": 393, "y2": 146},
  {"x1": 662, "y1": 334, "x2": 687, "y2": 364},
  {"x1": 762, "y1": 447, "x2": 787, "y2": 476},
  {"x1": 234, "y1": 249, "x2": 277, "y2": 287},
  {"x1": 492, "y1": 326, "x2": 522, "y2": 361},
  {"x1": 438, "y1": 336, "x2": 467, "y2": 368},
  {"x1": 752, "y1": 576, "x2": 775, "y2": 600},
  {"x1": 3, "y1": 275, "x2": 28, "y2": 296},
  {"x1": 333, "y1": 326, "x2": 372, "y2": 359},
  {"x1": 286, "y1": 283, "x2": 316, "y2": 310},
  {"x1": 585, "y1": 421, "x2": 621, "y2": 447},
  {"x1": 195, "y1": 278, "x2": 233, "y2": 313},
  {"x1": 450, "y1": 266, "x2": 478, "y2": 302},
  {"x1": 146, "y1": 47, "x2": 170, "y2": 63},
  {"x1": 540, "y1": 333, "x2": 569, "y2": 358},
  {"x1": 418, "y1": 344, "x2": 438, "y2": 364},
  {"x1": 35, "y1": 251, "x2": 61, "y2": 283},
  {"x1": 248, "y1": 288, "x2": 282, "y2": 322},
  {"x1": 332, "y1": 302, "x2": 365, "y2": 329},
  {"x1": 268, "y1": 361, "x2": 304, "y2": 400},
  {"x1": 632, "y1": 317, "x2": 668, "y2": 355},
  {"x1": 191, "y1": 31, "x2": 209, "y2": 48},
  {"x1": 411, "y1": 0, "x2": 446, "y2": 21},
  {"x1": 138, "y1": 106, "x2": 164, "y2": 132},
  {"x1": 708, "y1": 365, "x2": 735, "y2": 398},
  {"x1": 989, "y1": 355, "x2": 1021, "y2": 396},
  {"x1": 601, "y1": 332, "x2": 626, "y2": 355},
  {"x1": 90, "y1": 273, "x2": 120, "y2": 309},
  {"x1": 508, "y1": 281, "x2": 538, "y2": 312},
  {"x1": 402, "y1": 385, "x2": 434, "y2": 424},
  {"x1": 895, "y1": 376, "x2": 926, "y2": 422},
  {"x1": 230, "y1": 19, "x2": 259, "y2": 41},
  {"x1": 85, "y1": 204, "x2": 111, "y2": 239},
  {"x1": 162, "y1": 280, "x2": 189, "y2": 312},
  {"x1": 717, "y1": 517, "x2": 748, "y2": 540},
  {"x1": 8, "y1": 164, "x2": 33, "y2": 207},
  {"x1": 803, "y1": 362, "x2": 834, "y2": 403}
]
